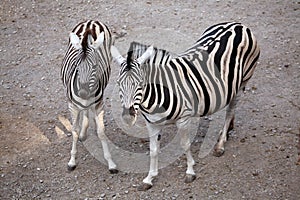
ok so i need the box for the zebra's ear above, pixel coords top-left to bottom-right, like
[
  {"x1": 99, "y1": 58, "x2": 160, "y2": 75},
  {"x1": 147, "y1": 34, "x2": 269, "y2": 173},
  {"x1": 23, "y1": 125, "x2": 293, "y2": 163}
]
[
  {"x1": 137, "y1": 45, "x2": 154, "y2": 65},
  {"x1": 90, "y1": 32, "x2": 104, "y2": 49},
  {"x1": 111, "y1": 45, "x2": 126, "y2": 65},
  {"x1": 69, "y1": 32, "x2": 82, "y2": 50}
]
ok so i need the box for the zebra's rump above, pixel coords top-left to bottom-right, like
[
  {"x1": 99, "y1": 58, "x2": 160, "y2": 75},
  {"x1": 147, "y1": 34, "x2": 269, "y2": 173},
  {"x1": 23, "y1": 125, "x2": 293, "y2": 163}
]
[{"x1": 171, "y1": 22, "x2": 260, "y2": 115}]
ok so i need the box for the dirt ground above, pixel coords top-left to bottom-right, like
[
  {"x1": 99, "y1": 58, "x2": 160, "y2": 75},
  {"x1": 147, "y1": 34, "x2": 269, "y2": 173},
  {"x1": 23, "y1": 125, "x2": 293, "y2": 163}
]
[{"x1": 0, "y1": 0, "x2": 299, "y2": 199}]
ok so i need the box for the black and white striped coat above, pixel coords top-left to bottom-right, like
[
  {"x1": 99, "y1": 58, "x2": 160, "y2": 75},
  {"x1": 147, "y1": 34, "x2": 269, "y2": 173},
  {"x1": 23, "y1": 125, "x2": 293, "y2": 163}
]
[
  {"x1": 61, "y1": 20, "x2": 112, "y2": 109},
  {"x1": 61, "y1": 20, "x2": 117, "y2": 173},
  {"x1": 111, "y1": 22, "x2": 260, "y2": 190}
]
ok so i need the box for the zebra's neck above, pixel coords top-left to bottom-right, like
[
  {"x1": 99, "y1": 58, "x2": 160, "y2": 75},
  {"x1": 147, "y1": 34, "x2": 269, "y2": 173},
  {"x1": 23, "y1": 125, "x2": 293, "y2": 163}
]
[{"x1": 128, "y1": 42, "x2": 177, "y2": 83}]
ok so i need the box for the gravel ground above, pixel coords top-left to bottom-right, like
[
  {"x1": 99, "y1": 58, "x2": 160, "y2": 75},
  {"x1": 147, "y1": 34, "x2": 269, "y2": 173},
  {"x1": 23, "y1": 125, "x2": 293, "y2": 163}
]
[{"x1": 0, "y1": 0, "x2": 299, "y2": 199}]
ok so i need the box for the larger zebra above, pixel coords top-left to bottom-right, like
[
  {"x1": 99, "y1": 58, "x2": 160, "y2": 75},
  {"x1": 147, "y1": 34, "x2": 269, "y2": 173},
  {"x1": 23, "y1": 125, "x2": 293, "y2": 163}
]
[
  {"x1": 111, "y1": 22, "x2": 260, "y2": 190},
  {"x1": 61, "y1": 20, "x2": 117, "y2": 173}
]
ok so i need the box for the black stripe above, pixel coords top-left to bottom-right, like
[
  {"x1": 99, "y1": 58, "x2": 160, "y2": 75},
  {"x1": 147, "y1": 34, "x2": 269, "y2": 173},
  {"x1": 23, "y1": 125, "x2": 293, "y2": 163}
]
[
  {"x1": 227, "y1": 25, "x2": 243, "y2": 104},
  {"x1": 213, "y1": 31, "x2": 232, "y2": 72},
  {"x1": 242, "y1": 28, "x2": 253, "y2": 74},
  {"x1": 182, "y1": 57, "x2": 210, "y2": 116},
  {"x1": 243, "y1": 52, "x2": 259, "y2": 81}
]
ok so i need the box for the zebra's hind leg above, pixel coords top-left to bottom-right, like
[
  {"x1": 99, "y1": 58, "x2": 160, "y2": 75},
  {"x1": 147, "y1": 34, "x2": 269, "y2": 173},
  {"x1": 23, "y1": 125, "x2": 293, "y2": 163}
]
[
  {"x1": 213, "y1": 97, "x2": 237, "y2": 157},
  {"x1": 95, "y1": 107, "x2": 118, "y2": 174},
  {"x1": 68, "y1": 103, "x2": 80, "y2": 171},
  {"x1": 177, "y1": 119, "x2": 196, "y2": 183}
]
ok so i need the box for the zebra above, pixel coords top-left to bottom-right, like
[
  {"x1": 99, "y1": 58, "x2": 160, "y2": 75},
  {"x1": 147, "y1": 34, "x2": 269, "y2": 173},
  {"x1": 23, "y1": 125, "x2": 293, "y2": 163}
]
[
  {"x1": 61, "y1": 20, "x2": 118, "y2": 173},
  {"x1": 111, "y1": 22, "x2": 260, "y2": 190}
]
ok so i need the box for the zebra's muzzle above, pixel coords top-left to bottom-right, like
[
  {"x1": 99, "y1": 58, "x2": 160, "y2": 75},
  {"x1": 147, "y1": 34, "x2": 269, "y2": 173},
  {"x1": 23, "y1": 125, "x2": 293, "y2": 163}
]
[
  {"x1": 122, "y1": 106, "x2": 136, "y2": 117},
  {"x1": 78, "y1": 89, "x2": 89, "y2": 99},
  {"x1": 121, "y1": 106, "x2": 137, "y2": 126}
]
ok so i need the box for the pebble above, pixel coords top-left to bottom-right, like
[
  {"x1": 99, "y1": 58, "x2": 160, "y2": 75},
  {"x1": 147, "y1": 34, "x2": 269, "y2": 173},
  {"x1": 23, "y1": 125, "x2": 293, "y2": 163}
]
[
  {"x1": 3, "y1": 85, "x2": 11, "y2": 89},
  {"x1": 252, "y1": 170, "x2": 259, "y2": 176}
]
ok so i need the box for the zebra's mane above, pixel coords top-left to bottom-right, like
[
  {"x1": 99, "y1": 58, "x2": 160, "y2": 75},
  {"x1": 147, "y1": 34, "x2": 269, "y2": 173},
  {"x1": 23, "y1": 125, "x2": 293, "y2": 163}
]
[
  {"x1": 126, "y1": 41, "x2": 176, "y2": 69},
  {"x1": 81, "y1": 29, "x2": 96, "y2": 54}
]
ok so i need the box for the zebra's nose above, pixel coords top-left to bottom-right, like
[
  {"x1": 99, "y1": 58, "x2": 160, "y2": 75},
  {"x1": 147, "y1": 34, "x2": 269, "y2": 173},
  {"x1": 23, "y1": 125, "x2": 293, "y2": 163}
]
[
  {"x1": 122, "y1": 106, "x2": 136, "y2": 116},
  {"x1": 129, "y1": 106, "x2": 136, "y2": 116},
  {"x1": 78, "y1": 89, "x2": 89, "y2": 99}
]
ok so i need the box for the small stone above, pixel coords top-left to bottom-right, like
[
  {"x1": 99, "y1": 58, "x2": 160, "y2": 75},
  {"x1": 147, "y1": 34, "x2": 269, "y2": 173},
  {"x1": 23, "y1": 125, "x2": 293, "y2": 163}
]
[
  {"x1": 100, "y1": 193, "x2": 106, "y2": 198},
  {"x1": 252, "y1": 171, "x2": 259, "y2": 176},
  {"x1": 4, "y1": 85, "x2": 10, "y2": 89}
]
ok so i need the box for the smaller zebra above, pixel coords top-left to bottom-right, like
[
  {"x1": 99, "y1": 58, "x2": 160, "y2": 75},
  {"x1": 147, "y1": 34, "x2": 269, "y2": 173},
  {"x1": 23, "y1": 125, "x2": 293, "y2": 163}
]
[
  {"x1": 61, "y1": 20, "x2": 117, "y2": 173},
  {"x1": 111, "y1": 22, "x2": 260, "y2": 190}
]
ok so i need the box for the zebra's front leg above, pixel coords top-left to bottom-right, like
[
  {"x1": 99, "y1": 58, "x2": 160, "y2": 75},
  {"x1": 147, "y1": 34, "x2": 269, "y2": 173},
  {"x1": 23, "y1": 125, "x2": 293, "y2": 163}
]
[
  {"x1": 79, "y1": 110, "x2": 89, "y2": 142},
  {"x1": 95, "y1": 108, "x2": 118, "y2": 174},
  {"x1": 214, "y1": 97, "x2": 237, "y2": 157},
  {"x1": 68, "y1": 104, "x2": 80, "y2": 171},
  {"x1": 138, "y1": 124, "x2": 161, "y2": 191},
  {"x1": 177, "y1": 119, "x2": 196, "y2": 183}
]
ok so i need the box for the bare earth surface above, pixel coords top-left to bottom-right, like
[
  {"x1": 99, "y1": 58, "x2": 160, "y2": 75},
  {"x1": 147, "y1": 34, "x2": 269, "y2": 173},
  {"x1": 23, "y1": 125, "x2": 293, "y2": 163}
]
[{"x1": 0, "y1": 0, "x2": 299, "y2": 199}]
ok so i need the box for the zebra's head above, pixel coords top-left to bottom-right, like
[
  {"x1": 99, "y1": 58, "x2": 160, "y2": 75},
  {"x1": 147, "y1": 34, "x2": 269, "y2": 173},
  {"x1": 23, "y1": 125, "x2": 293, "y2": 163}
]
[
  {"x1": 70, "y1": 31, "x2": 104, "y2": 99},
  {"x1": 111, "y1": 45, "x2": 154, "y2": 126}
]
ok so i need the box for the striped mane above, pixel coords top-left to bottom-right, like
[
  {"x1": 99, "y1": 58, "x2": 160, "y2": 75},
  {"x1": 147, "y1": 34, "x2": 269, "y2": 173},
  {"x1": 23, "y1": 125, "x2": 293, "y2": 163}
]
[
  {"x1": 81, "y1": 29, "x2": 95, "y2": 53},
  {"x1": 126, "y1": 41, "x2": 177, "y2": 69}
]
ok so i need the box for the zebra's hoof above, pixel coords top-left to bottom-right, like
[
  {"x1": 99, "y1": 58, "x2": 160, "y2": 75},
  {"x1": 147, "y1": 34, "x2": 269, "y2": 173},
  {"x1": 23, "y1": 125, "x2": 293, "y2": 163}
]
[
  {"x1": 185, "y1": 174, "x2": 196, "y2": 183},
  {"x1": 109, "y1": 169, "x2": 119, "y2": 174},
  {"x1": 213, "y1": 148, "x2": 225, "y2": 157},
  {"x1": 79, "y1": 135, "x2": 87, "y2": 142},
  {"x1": 137, "y1": 183, "x2": 152, "y2": 191},
  {"x1": 67, "y1": 165, "x2": 76, "y2": 171}
]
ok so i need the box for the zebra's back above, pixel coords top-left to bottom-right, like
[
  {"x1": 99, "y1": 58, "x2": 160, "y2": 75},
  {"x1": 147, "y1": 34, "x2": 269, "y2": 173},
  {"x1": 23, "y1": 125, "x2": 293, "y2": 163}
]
[{"x1": 137, "y1": 22, "x2": 260, "y2": 123}]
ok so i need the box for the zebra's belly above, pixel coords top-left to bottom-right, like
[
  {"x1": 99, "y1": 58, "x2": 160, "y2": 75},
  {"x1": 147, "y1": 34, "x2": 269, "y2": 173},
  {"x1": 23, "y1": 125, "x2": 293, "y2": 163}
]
[
  {"x1": 140, "y1": 103, "x2": 194, "y2": 125},
  {"x1": 141, "y1": 112, "x2": 178, "y2": 125}
]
